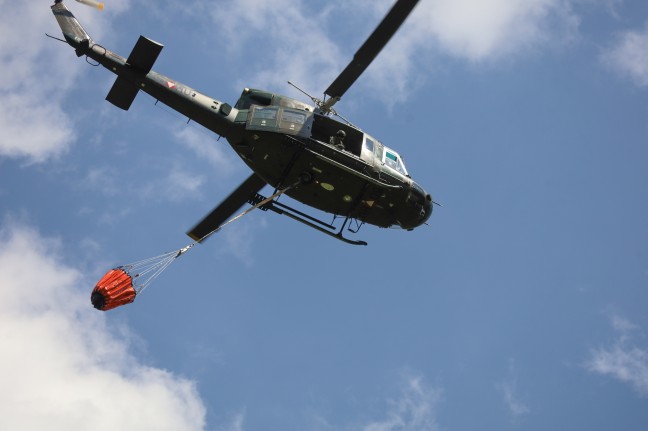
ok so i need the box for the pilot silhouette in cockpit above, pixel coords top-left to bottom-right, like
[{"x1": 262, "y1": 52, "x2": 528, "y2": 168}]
[{"x1": 329, "y1": 130, "x2": 346, "y2": 150}]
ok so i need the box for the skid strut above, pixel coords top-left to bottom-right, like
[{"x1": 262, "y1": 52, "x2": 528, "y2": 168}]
[{"x1": 248, "y1": 192, "x2": 368, "y2": 246}]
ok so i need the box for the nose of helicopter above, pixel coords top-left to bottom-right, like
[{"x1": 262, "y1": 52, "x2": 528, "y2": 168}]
[
  {"x1": 420, "y1": 190, "x2": 433, "y2": 224},
  {"x1": 401, "y1": 182, "x2": 433, "y2": 230}
]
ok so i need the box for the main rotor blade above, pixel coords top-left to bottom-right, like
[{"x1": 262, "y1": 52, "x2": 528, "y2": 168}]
[
  {"x1": 187, "y1": 173, "x2": 266, "y2": 242},
  {"x1": 324, "y1": 0, "x2": 420, "y2": 100}
]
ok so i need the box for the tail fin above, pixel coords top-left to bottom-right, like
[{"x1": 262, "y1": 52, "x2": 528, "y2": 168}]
[{"x1": 51, "y1": 2, "x2": 92, "y2": 54}]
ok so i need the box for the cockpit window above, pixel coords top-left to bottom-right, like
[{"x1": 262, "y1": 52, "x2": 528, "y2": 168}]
[
  {"x1": 384, "y1": 149, "x2": 408, "y2": 176},
  {"x1": 254, "y1": 106, "x2": 278, "y2": 120},
  {"x1": 281, "y1": 110, "x2": 306, "y2": 125}
]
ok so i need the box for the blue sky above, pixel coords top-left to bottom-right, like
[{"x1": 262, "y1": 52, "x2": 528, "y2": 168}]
[{"x1": 1, "y1": 0, "x2": 647, "y2": 430}]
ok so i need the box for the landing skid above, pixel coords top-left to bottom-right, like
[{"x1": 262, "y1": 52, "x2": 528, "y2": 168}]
[{"x1": 249, "y1": 193, "x2": 368, "y2": 246}]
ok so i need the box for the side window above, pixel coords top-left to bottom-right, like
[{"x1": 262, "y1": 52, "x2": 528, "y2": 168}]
[
  {"x1": 375, "y1": 143, "x2": 384, "y2": 162},
  {"x1": 278, "y1": 109, "x2": 307, "y2": 132},
  {"x1": 385, "y1": 150, "x2": 399, "y2": 170},
  {"x1": 384, "y1": 150, "x2": 407, "y2": 175},
  {"x1": 255, "y1": 107, "x2": 278, "y2": 119},
  {"x1": 248, "y1": 106, "x2": 279, "y2": 129},
  {"x1": 365, "y1": 137, "x2": 375, "y2": 153},
  {"x1": 281, "y1": 110, "x2": 306, "y2": 125}
]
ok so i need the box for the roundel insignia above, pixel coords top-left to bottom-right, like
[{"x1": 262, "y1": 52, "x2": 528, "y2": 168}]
[{"x1": 166, "y1": 81, "x2": 176, "y2": 89}]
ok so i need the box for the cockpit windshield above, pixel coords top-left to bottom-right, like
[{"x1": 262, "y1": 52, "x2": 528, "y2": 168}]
[
  {"x1": 383, "y1": 147, "x2": 408, "y2": 176},
  {"x1": 363, "y1": 134, "x2": 409, "y2": 176}
]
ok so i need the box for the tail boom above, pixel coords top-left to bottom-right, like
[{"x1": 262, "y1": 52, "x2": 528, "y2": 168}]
[{"x1": 50, "y1": 1, "x2": 240, "y2": 138}]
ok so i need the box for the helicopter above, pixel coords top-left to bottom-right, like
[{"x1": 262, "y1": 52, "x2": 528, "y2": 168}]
[{"x1": 50, "y1": 0, "x2": 433, "y2": 246}]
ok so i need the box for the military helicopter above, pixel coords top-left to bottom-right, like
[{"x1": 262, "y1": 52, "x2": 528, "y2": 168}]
[{"x1": 51, "y1": 0, "x2": 433, "y2": 246}]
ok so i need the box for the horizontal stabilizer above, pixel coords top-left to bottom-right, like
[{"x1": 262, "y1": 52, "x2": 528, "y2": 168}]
[
  {"x1": 105, "y1": 36, "x2": 163, "y2": 110},
  {"x1": 187, "y1": 174, "x2": 267, "y2": 242},
  {"x1": 126, "y1": 36, "x2": 163, "y2": 74},
  {"x1": 106, "y1": 76, "x2": 140, "y2": 110}
]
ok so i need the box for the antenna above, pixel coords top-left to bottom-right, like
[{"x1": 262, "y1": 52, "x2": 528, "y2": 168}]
[
  {"x1": 287, "y1": 81, "x2": 355, "y2": 127},
  {"x1": 287, "y1": 81, "x2": 322, "y2": 107}
]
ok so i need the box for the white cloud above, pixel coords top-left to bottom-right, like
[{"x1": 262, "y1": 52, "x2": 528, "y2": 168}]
[
  {"x1": 611, "y1": 314, "x2": 639, "y2": 333},
  {"x1": 587, "y1": 344, "x2": 648, "y2": 395},
  {"x1": 0, "y1": 2, "x2": 75, "y2": 163},
  {"x1": 0, "y1": 221, "x2": 207, "y2": 430},
  {"x1": 82, "y1": 163, "x2": 204, "y2": 203},
  {"x1": 0, "y1": 92, "x2": 74, "y2": 163},
  {"x1": 414, "y1": 0, "x2": 579, "y2": 61},
  {"x1": 210, "y1": 0, "x2": 343, "y2": 96},
  {"x1": 347, "y1": 0, "x2": 580, "y2": 106},
  {"x1": 361, "y1": 376, "x2": 441, "y2": 431},
  {"x1": 214, "y1": 218, "x2": 266, "y2": 267},
  {"x1": 174, "y1": 127, "x2": 240, "y2": 176},
  {"x1": 138, "y1": 164, "x2": 205, "y2": 203},
  {"x1": 361, "y1": 0, "x2": 579, "y2": 105},
  {"x1": 215, "y1": 411, "x2": 245, "y2": 431},
  {"x1": 496, "y1": 359, "x2": 530, "y2": 418},
  {"x1": 501, "y1": 384, "x2": 530, "y2": 417},
  {"x1": 167, "y1": 166, "x2": 205, "y2": 197},
  {"x1": 84, "y1": 167, "x2": 122, "y2": 196},
  {"x1": 602, "y1": 21, "x2": 648, "y2": 87},
  {"x1": 586, "y1": 315, "x2": 648, "y2": 396},
  {"x1": 0, "y1": 0, "x2": 130, "y2": 164}
]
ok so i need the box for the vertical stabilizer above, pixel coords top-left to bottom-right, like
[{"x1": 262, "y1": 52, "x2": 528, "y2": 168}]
[{"x1": 51, "y1": 2, "x2": 92, "y2": 52}]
